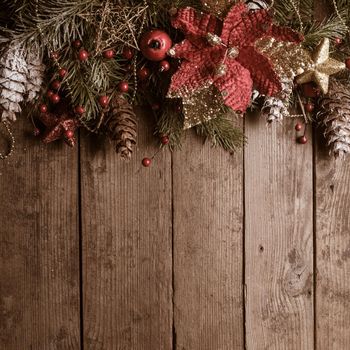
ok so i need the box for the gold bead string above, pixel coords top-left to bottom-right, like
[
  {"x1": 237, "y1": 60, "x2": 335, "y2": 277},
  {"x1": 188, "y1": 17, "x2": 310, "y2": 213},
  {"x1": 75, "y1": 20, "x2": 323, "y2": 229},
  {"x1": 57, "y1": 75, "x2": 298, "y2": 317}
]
[
  {"x1": 332, "y1": 0, "x2": 349, "y2": 31},
  {"x1": 0, "y1": 122, "x2": 15, "y2": 160},
  {"x1": 288, "y1": 0, "x2": 304, "y2": 33}
]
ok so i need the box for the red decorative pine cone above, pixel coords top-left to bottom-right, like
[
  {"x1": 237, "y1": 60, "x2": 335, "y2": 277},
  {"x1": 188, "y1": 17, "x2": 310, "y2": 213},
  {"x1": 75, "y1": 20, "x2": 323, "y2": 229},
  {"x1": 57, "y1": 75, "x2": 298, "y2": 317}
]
[
  {"x1": 122, "y1": 47, "x2": 134, "y2": 60},
  {"x1": 58, "y1": 68, "x2": 67, "y2": 78},
  {"x1": 137, "y1": 67, "x2": 150, "y2": 80},
  {"x1": 103, "y1": 49, "x2": 115, "y2": 59},
  {"x1": 75, "y1": 106, "x2": 85, "y2": 115},
  {"x1": 98, "y1": 95, "x2": 109, "y2": 108},
  {"x1": 39, "y1": 104, "x2": 48, "y2": 113},
  {"x1": 159, "y1": 60, "x2": 170, "y2": 72},
  {"x1": 142, "y1": 158, "x2": 152, "y2": 167},
  {"x1": 118, "y1": 81, "x2": 129, "y2": 93},
  {"x1": 50, "y1": 93, "x2": 60, "y2": 104},
  {"x1": 51, "y1": 80, "x2": 61, "y2": 90},
  {"x1": 72, "y1": 39, "x2": 82, "y2": 49},
  {"x1": 78, "y1": 49, "x2": 89, "y2": 61}
]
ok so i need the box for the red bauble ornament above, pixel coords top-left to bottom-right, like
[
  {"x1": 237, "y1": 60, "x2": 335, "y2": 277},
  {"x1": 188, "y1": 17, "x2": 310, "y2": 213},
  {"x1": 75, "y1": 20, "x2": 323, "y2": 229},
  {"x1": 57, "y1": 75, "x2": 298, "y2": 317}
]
[
  {"x1": 122, "y1": 47, "x2": 134, "y2": 60},
  {"x1": 72, "y1": 39, "x2": 82, "y2": 48},
  {"x1": 51, "y1": 51, "x2": 59, "y2": 60},
  {"x1": 142, "y1": 157, "x2": 152, "y2": 167},
  {"x1": 50, "y1": 93, "x2": 61, "y2": 104},
  {"x1": 161, "y1": 135, "x2": 170, "y2": 145},
  {"x1": 346, "y1": 58, "x2": 350, "y2": 70},
  {"x1": 298, "y1": 135, "x2": 308, "y2": 144},
  {"x1": 159, "y1": 60, "x2": 170, "y2": 72},
  {"x1": 51, "y1": 80, "x2": 61, "y2": 90},
  {"x1": 305, "y1": 102, "x2": 315, "y2": 113},
  {"x1": 47, "y1": 90, "x2": 54, "y2": 98},
  {"x1": 137, "y1": 67, "x2": 150, "y2": 80},
  {"x1": 78, "y1": 49, "x2": 89, "y2": 61},
  {"x1": 118, "y1": 81, "x2": 129, "y2": 93},
  {"x1": 39, "y1": 104, "x2": 48, "y2": 113},
  {"x1": 334, "y1": 37, "x2": 342, "y2": 45},
  {"x1": 33, "y1": 128, "x2": 41, "y2": 137},
  {"x1": 103, "y1": 49, "x2": 115, "y2": 59},
  {"x1": 295, "y1": 123, "x2": 303, "y2": 132},
  {"x1": 65, "y1": 129, "x2": 75, "y2": 139},
  {"x1": 140, "y1": 30, "x2": 172, "y2": 61},
  {"x1": 301, "y1": 83, "x2": 320, "y2": 98},
  {"x1": 98, "y1": 95, "x2": 109, "y2": 107},
  {"x1": 75, "y1": 106, "x2": 85, "y2": 115},
  {"x1": 58, "y1": 68, "x2": 67, "y2": 78}
]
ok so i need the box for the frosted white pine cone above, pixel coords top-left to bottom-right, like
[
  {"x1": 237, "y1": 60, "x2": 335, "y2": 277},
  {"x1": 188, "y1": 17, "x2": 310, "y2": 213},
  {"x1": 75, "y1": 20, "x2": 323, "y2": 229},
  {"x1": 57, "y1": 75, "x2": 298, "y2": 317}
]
[{"x1": 25, "y1": 48, "x2": 45, "y2": 103}]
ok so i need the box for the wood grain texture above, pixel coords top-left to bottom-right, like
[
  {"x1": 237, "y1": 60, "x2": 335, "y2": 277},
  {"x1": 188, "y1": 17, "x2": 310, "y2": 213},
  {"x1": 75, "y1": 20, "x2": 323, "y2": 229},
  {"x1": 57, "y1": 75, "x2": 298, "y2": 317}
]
[
  {"x1": 81, "y1": 109, "x2": 173, "y2": 350},
  {"x1": 173, "y1": 127, "x2": 244, "y2": 350},
  {"x1": 315, "y1": 138, "x2": 350, "y2": 350},
  {"x1": 244, "y1": 116, "x2": 314, "y2": 349},
  {"x1": 0, "y1": 118, "x2": 80, "y2": 349}
]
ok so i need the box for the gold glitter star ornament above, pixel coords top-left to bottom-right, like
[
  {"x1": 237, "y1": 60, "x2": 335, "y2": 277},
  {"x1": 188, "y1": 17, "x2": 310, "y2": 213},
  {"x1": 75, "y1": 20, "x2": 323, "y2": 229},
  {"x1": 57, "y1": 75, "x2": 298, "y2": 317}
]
[{"x1": 296, "y1": 38, "x2": 346, "y2": 94}]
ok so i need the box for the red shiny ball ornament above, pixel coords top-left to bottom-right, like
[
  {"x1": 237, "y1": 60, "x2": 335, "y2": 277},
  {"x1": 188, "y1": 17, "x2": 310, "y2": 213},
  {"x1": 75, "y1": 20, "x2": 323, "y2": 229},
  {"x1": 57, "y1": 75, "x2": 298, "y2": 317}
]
[
  {"x1": 140, "y1": 30, "x2": 172, "y2": 61},
  {"x1": 305, "y1": 102, "x2": 315, "y2": 113},
  {"x1": 39, "y1": 104, "x2": 48, "y2": 113},
  {"x1": 51, "y1": 51, "x2": 59, "y2": 60},
  {"x1": 118, "y1": 81, "x2": 129, "y2": 93},
  {"x1": 72, "y1": 39, "x2": 82, "y2": 48},
  {"x1": 75, "y1": 105, "x2": 85, "y2": 115},
  {"x1": 65, "y1": 130, "x2": 74, "y2": 139},
  {"x1": 298, "y1": 135, "x2": 308, "y2": 144},
  {"x1": 346, "y1": 58, "x2": 350, "y2": 70},
  {"x1": 334, "y1": 37, "x2": 342, "y2": 45},
  {"x1": 33, "y1": 128, "x2": 41, "y2": 137},
  {"x1": 142, "y1": 157, "x2": 152, "y2": 167},
  {"x1": 47, "y1": 90, "x2": 54, "y2": 98},
  {"x1": 78, "y1": 49, "x2": 89, "y2": 61},
  {"x1": 122, "y1": 47, "x2": 134, "y2": 60},
  {"x1": 103, "y1": 49, "x2": 115, "y2": 59},
  {"x1": 50, "y1": 93, "x2": 60, "y2": 104},
  {"x1": 137, "y1": 67, "x2": 150, "y2": 81},
  {"x1": 161, "y1": 135, "x2": 170, "y2": 145},
  {"x1": 98, "y1": 95, "x2": 109, "y2": 107},
  {"x1": 58, "y1": 68, "x2": 67, "y2": 78},
  {"x1": 51, "y1": 80, "x2": 61, "y2": 90},
  {"x1": 159, "y1": 60, "x2": 170, "y2": 72},
  {"x1": 301, "y1": 83, "x2": 319, "y2": 98},
  {"x1": 295, "y1": 123, "x2": 303, "y2": 132}
]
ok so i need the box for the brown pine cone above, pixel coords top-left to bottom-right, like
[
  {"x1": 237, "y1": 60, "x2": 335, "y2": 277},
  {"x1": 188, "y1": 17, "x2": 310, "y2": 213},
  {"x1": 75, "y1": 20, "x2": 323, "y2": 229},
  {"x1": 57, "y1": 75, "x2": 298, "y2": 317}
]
[{"x1": 104, "y1": 94, "x2": 137, "y2": 159}]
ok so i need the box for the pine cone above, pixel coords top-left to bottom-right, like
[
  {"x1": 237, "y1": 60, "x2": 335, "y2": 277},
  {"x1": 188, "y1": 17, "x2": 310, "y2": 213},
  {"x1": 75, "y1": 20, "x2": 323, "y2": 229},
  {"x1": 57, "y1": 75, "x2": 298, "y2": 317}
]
[
  {"x1": 318, "y1": 80, "x2": 350, "y2": 158},
  {"x1": 25, "y1": 48, "x2": 45, "y2": 103},
  {"x1": 0, "y1": 43, "x2": 28, "y2": 122},
  {"x1": 245, "y1": 0, "x2": 268, "y2": 10},
  {"x1": 104, "y1": 94, "x2": 137, "y2": 159},
  {"x1": 262, "y1": 79, "x2": 293, "y2": 123}
]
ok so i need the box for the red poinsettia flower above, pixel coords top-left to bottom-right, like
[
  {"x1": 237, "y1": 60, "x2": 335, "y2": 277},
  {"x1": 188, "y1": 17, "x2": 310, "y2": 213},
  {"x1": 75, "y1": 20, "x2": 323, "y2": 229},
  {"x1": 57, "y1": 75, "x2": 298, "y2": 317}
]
[{"x1": 167, "y1": 3, "x2": 303, "y2": 112}]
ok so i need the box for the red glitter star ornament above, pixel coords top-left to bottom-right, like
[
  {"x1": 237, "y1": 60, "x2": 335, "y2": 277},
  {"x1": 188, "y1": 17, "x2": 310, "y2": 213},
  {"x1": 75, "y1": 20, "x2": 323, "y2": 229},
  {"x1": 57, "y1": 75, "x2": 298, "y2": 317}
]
[
  {"x1": 167, "y1": 3, "x2": 303, "y2": 112},
  {"x1": 37, "y1": 105, "x2": 80, "y2": 147}
]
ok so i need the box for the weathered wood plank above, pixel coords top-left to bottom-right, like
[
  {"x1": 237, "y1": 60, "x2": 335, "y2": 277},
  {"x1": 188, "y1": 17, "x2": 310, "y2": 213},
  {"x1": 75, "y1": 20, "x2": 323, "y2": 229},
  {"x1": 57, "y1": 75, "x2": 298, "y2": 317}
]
[
  {"x1": 315, "y1": 139, "x2": 350, "y2": 349},
  {"x1": 245, "y1": 116, "x2": 314, "y2": 349},
  {"x1": 81, "y1": 109, "x2": 173, "y2": 349},
  {"x1": 0, "y1": 118, "x2": 80, "y2": 349},
  {"x1": 173, "y1": 127, "x2": 244, "y2": 349}
]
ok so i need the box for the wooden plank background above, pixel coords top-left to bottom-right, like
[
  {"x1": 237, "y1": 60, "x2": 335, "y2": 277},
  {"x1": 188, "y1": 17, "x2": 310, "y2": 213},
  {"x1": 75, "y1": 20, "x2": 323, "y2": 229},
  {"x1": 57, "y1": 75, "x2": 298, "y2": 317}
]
[{"x1": 1, "y1": 3, "x2": 350, "y2": 349}]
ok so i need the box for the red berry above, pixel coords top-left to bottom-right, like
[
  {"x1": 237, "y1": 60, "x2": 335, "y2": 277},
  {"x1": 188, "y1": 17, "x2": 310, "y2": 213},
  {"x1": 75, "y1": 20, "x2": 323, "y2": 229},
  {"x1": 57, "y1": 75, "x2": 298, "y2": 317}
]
[
  {"x1": 47, "y1": 90, "x2": 54, "y2": 98},
  {"x1": 72, "y1": 39, "x2": 82, "y2": 48},
  {"x1": 137, "y1": 67, "x2": 150, "y2": 81},
  {"x1": 118, "y1": 81, "x2": 129, "y2": 93},
  {"x1": 50, "y1": 93, "x2": 60, "y2": 104},
  {"x1": 51, "y1": 51, "x2": 59, "y2": 60},
  {"x1": 39, "y1": 104, "x2": 48, "y2": 113},
  {"x1": 142, "y1": 158, "x2": 152, "y2": 167},
  {"x1": 98, "y1": 95, "x2": 109, "y2": 107},
  {"x1": 51, "y1": 80, "x2": 61, "y2": 90},
  {"x1": 122, "y1": 47, "x2": 134, "y2": 60},
  {"x1": 140, "y1": 30, "x2": 172, "y2": 61},
  {"x1": 295, "y1": 123, "x2": 303, "y2": 132},
  {"x1": 159, "y1": 60, "x2": 170, "y2": 72},
  {"x1": 58, "y1": 68, "x2": 67, "y2": 78},
  {"x1": 75, "y1": 105, "x2": 85, "y2": 115},
  {"x1": 335, "y1": 37, "x2": 342, "y2": 45},
  {"x1": 161, "y1": 135, "x2": 170, "y2": 145},
  {"x1": 346, "y1": 58, "x2": 350, "y2": 70},
  {"x1": 298, "y1": 135, "x2": 308, "y2": 144},
  {"x1": 65, "y1": 130, "x2": 74, "y2": 139},
  {"x1": 103, "y1": 49, "x2": 115, "y2": 59},
  {"x1": 33, "y1": 128, "x2": 40, "y2": 137},
  {"x1": 305, "y1": 102, "x2": 315, "y2": 113},
  {"x1": 78, "y1": 49, "x2": 89, "y2": 61}
]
